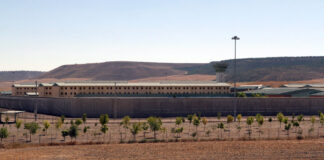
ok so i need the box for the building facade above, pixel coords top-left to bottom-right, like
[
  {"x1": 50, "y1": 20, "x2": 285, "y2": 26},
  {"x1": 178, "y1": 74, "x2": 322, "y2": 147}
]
[
  {"x1": 11, "y1": 84, "x2": 37, "y2": 96},
  {"x1": 12, "y1": 81, "x2": 231, "y2": 98}
]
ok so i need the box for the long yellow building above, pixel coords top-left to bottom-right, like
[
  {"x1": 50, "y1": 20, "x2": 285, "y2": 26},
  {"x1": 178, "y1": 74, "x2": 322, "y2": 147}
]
[{"x1": 12, "y1": 81, "x2": 231, "y2": 98}]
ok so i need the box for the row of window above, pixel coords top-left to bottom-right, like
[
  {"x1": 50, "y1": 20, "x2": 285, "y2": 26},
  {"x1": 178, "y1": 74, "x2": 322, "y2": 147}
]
[
  {"x1": 16, "y1": 88, "x2": 36, "y2": 90},
  {"x1": 60, "y1": 91, "x2": 229, "y2": 96},
  {"x1": 60, "y1": 86, "x2": 229, "y2": 90}
]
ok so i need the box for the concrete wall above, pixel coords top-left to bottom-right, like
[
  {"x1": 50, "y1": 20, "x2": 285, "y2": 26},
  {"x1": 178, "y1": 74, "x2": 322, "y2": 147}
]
[{"x1": 0, "y1": 96, "x2": 323, "y2": 118}]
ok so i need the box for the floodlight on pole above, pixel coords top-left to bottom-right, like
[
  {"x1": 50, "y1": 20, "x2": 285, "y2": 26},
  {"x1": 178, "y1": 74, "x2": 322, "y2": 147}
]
[{"x1": 232, "y1": 36, "x2": 240, "y2": 121}]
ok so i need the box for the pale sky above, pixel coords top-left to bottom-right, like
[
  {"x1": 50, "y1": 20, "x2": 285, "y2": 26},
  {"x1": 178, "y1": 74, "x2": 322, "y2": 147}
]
[{"x1": 1, "y1": 0, "x2": 323, "y2": 71}]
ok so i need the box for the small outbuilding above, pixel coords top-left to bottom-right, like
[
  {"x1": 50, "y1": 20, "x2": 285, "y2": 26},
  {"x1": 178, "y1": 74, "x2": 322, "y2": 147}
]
[{"x1": 0, "y1": 110, "x2": 24, "y2": 124}]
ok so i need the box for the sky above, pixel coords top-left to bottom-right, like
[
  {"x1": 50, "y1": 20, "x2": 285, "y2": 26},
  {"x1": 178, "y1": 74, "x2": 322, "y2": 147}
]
[{"x1": 0, "y1": 0, "x2": 324, "y2": 71}]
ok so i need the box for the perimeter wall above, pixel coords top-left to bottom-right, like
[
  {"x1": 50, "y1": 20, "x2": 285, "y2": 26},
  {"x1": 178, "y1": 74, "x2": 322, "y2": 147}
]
[{"x1": 0, "y1": 96, "x2": 323, "y2": 118}]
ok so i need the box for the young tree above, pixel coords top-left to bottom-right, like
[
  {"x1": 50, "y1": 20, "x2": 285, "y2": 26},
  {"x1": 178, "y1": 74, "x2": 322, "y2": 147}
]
[
  {"x1": 60, "y1": 115, "x2": 65, "y2": 128},
  {"x1": 24, "y1": 122, "x2": 40, "y2": 142},
  {"x1": 192, "y1": 116, "x2": 200, "y2": 135},
  {"x1": 277, "y1": 112, "x2": 284, "y2": 128},
  {"x1": 268, "y1": 117, "x2": 272, "y2": 127},
  {"x1": 202, "y1": 117, "x2": 208, "y2": 132},
  {"x1": 309, "y1": 116, "x2": 316, "y2": 137},
  {"x1": 61, "y1": 130, "x2": 69, "y2": 141},
  {"x1": 297, "y1": 114, "x2": 303, "y2": 122},
  {"x1": 120, "y1": 116, "x2": 131, "y2": 141},
  {"x1": 276, "y1": 112, "x2": 284, "y2": 138},
  {"x1": 268, "y1": 117, "x2": 273, "y2": 138},
  {"x1": 55, "y1": 119, "x2": 63, "y2": 138},
  {"x1": 217, "y1": 122, "x2": 224, "y2": 139},
  {"x1": 43, "y1": 120, "x2": 50, "y2": 135},
  {"x1": 246, "y1": 116, "x2": 254, "y2": 139},
  {"x1": 68, "y1": 124, "x2": 78, "y2": 142},
  {"x1": 141, "y1": 122, "x2": 149, "y2": 139},
  {"x1": 100, "y1": 114, "x2": 109, "y2": 126},
  {"x1": 130, "y1": 122, "x2": 141, "y2": 141},
  {"x1": 187, "y1": 114, "x2": 193, "y2": 134},
  {"x1": 175, "y1": 117, "x2": 183, "y2": 126},
  {"x1": 15, "y1": 119, "x2": 22, "y2": 138},
  {"x1": 75, "y1": 119, "x2": 83, "y2": 126},
  {"x1": 256, "y1": 115, "x2": 264, "y2": 139},
  {"x1": 283, "y1": 117, "x2": 288, "y2": 125},
  {"x1": 83, "y1": 126, "x2": 90, "y2": 142},
  {"x1": 284, "y1": 123, "x2": 291, "y2": 138},
  {"x1": 101, "y1": 124, "x2": 108, "y2": 142},
  {"x1": 217, "y1": 112, "x2": 221, "y2": 121},
  {"x1": 147, "y1": 116, "x2": 162, "y2": 140},
  {"x1": 227, "y1": 115, "x2": 234, "y2": 138},
  {"x1": 0, "y1": 127, "x2": 9, "y2": 142},
  {"x1": 227, "y1": 115, "x2": 234, "y2": 127},
  {"x1": 237, "y1": 114, "x2": 242, "y2": 125},
  {"x1": 82, "y1": 113, "x2": 87, "y2": 126},
  {"x1": 319, "y1": 113, "x2": 324, "y2": 137},
  {"x1": 293, "y1": 121, "x2": 299, "y2": 133},
  {"x1": 311, "y1": 116, "x2": 316, "y2": 128},
  {"x1": 173, "y1": 117, "x2": 184, "y2": 139}
]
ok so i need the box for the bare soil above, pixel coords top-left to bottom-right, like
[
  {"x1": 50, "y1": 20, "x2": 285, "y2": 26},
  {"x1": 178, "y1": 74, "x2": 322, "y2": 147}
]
[{"x1": 0, "y1": 139, "x2": 323, "y2": 159}]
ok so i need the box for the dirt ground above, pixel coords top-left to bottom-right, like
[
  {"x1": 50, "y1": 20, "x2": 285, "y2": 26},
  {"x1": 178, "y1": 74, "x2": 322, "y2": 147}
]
[
  {"x1": 0, "y1": 108, "x2": 323, "y2": 144},
  {"x1": 0, "y1": 139, "x2": 323, "y2": 160},
  {"x1": 0, "y1": 109, "x2": 324, "y2": 159}
]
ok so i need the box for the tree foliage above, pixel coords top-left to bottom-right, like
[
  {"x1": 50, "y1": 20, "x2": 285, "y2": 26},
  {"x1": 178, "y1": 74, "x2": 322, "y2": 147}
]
[
  {"x1": 99, "y1": 114, "x2": 109, "y2": 126},
  {"x1": 24, "y1": 122, "x2": 40, "y2": 142},
  {"x1": 147, "y1": 116, "x2": 162, "y2": 140},
  {"x1": 0, "y1": 127, "x2": 9, "y2": 142}
]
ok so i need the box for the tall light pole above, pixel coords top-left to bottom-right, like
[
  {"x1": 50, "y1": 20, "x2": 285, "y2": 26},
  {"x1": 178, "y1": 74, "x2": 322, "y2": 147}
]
[{"x1": 232, "y1": 36, "x2": 240, "y2": 121}]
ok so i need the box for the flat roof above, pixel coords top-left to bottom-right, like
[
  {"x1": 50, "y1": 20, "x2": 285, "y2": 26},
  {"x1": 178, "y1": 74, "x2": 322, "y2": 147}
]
[
  {"x1": 12, "y1": 84, "x2": 38, "y2": 87},
  {"x1": 281, "y1": 84, "x2": 324, "y2": 88},
  {"x1": 0, "y1": 111, "x2": 24, "y2": 114}
]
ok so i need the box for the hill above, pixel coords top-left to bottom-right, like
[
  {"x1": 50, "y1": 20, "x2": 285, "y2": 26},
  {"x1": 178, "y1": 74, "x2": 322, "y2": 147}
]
[
  {"x1": 38, "y1": 61, "x2": 203, "y2": 80},
  {"x1": 3, "y1": 57, "x2": 324, "y2": 83},
  {"x1": 184, "y1": 56, "x2": 324, "y2": 82},
  {"x1": 0, "y1": 71, "x2": 44, "y2": 82}
]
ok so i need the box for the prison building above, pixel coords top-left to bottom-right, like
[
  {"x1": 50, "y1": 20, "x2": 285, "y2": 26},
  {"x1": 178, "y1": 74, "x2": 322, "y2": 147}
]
[
  {"x1": 11, "y1": 84, "x2": 38, "y2": 96},
  {"x1": 12, "y1": 81, "x2": 231, "y2": 98}
]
